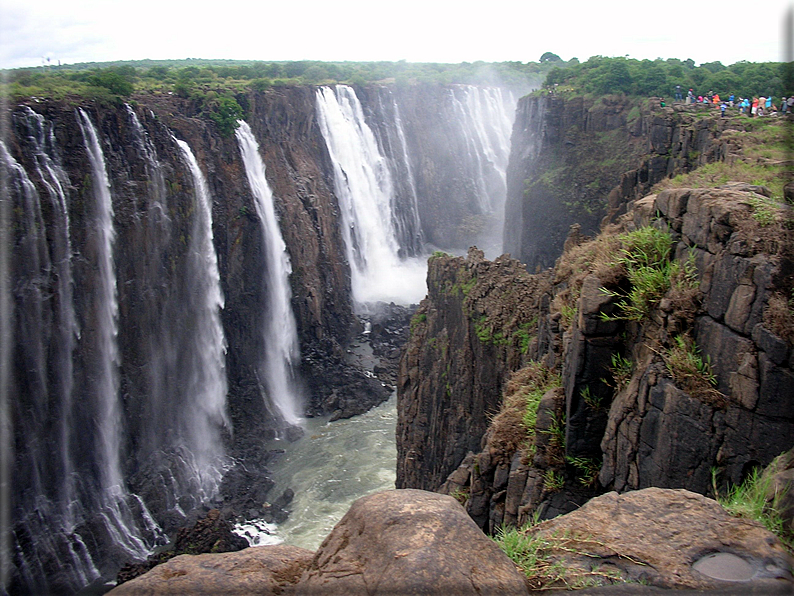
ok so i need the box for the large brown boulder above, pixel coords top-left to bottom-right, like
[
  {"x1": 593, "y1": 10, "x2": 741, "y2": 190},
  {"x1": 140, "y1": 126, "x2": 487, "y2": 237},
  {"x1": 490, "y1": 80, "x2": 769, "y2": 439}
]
[
  {"x1": 529, "y1": 487, "x2": 793, "y2": 590},
  {"x1": 294, "y1": 489, "x2": 529, "y2": 595},
  {"x1": 107, "y1": 544, "x2": 313, "y2": 595}
]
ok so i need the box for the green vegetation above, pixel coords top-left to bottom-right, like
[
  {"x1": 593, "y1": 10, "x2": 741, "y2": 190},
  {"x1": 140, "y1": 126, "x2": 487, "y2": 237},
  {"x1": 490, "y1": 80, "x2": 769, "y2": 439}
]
[
  {"x1": 543, "y1": 469, "x2": 565, "y2": 491},
  {"x1": 450, "y1": 487, "x2": 469, "y2": 506},
  {"x1": 608, "y1": 353, "x2": 633, "y2": 391},
  {"x1": 581, "y1": 385, "x2": 604, "y2": 410},
  {"x1": 714, "y1": 467, "x2": 792, "y2": 552},
  {"x1": 490, "y1": 363, "x2": 562, "y2": 459},
  {"x1": 206, "y1": 95, "x2": 244, "y2": 137},
  {"x1": 494, "y1": 526, "x2": 626, "y2": 590},
  {"x1": 513, "y1": 321, "x2": 535, "y2": 355},
  {"x1": 542, "y1": 56, "x2": 789, "y2": 99},
  {"x1": 520, "y1": 365, "x2": 562, "y2": 436},
  {"x1": 2, "y1": 57, "x2": 554, "y2": 104},
  {"x1": 409, "y1": 312, "x2": 427, "y2": 335},
  {"x1": 566, "y1": 456, "x2": 602, "y2": 487},
  {"x1": 664, "y1": 334, "x2": 722, "y2": 404},
  {"x1": 543, "y1": 412, "x2": 566, "y2": 450},
  {"x1": 655, "y1": 119, "x2": 788, "y2": 203},
  {"x1": 600, "y1": 225, "x2": 696, "y2": 322}
]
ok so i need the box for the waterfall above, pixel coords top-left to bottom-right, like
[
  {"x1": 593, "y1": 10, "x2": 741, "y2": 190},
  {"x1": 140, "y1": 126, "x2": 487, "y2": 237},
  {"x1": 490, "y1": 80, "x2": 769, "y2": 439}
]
[
  {"x1": 17, "y1": 107, "x2": 79, "y2": 511},
  {"x1": 76, "y1": 109, "x2": 159, "y2": 566},
  {"x1": 235, "y1": 121, "x2": 302, "y2": 427},
  {"x1": 371, "y1": 88, "x2": 424, "y2": 258},
  {"x1": 174, "y1": 137, "x2": 230, "y2": 494},
  {"x1": 448, "y1": 85, "x2": 516, "y2": 256},
  {"x1": 316, "y1": 85, "x2": 427, "y2": 306},
  {"x1": 0, "y1": 142, "x2": 102, "y2": 592},
  {"x1": 77, "y1": 108, "x2": 125, "y2": 497}
]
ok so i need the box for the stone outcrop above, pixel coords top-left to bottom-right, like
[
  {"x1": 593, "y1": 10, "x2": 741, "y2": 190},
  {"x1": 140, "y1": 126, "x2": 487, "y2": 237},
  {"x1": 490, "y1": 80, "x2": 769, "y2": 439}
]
[
  {"x1": 399, "y1": 184, "x2": 794, "y2": 534},
  {"x1": 108, "y1": 545, "x2": 313, "y2": 595},
  {"x1": 106, "y1": 487, "x2": 793, "y2": 594},
  {"x1": 116, "y1": 509, "x2": 249, "y2": 585},
  {"x1": 504, "y1": 96, "x2": 748, "y2": 271},
  {"x1": 109, "y1": 489, "x2": 529, "y2": 595},
  {"x1": 601, "y1": 187, "x2": 794, "y2": 492},
  {"x1": 529, "y1": 487, "x2": 792, "y2": 591},
  {"x1": 294, "y1": 489, "x2": 529, "y2": 595},
  {"x1": 397, "y1": 248, "x2": 550, "y2": 491}
]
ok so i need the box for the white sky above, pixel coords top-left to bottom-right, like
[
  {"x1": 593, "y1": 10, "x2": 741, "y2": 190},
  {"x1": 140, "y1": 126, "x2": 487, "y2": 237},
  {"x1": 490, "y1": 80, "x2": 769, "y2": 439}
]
[{"x1": 1, "y1": 0, "x2": 791, "y2": 70}]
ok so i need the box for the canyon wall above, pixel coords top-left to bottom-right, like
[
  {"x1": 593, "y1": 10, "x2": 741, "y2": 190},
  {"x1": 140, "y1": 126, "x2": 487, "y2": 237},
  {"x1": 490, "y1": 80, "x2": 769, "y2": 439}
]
[
  {"x1": 398, "y1": 101, "x2": 794, "y2": 534},
  {"x1": 504, "y1": 96, "x2": 737, "y2": 271},
  {"x1": 5, "y1": 83, "x2": 516, "y2": 594}
]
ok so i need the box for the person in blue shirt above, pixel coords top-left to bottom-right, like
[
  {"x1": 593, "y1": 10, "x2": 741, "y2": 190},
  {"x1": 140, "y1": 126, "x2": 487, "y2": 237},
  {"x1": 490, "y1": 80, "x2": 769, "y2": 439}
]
[
  {"x1": 720, "y1": 103, "x2": 727, "y2": 117},
  {"x1": 729, "y1": 94, "x2": 735, "y2": 107}
]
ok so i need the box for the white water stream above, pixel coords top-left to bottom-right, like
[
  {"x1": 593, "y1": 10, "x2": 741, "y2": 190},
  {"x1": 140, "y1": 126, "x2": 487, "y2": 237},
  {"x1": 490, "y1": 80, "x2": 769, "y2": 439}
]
[
  {"x1": 316, "y1": 85, "x2": 427, "y2": 307},
  {"x1": 235, "y1": 121, "x2": 303, "y2": 426},
  {"x1": 175, "y1": 138, "x2": 230, "y2": 498},
  {"x1": 78, "y1": 109, "x2": 159, "y2": 560}
]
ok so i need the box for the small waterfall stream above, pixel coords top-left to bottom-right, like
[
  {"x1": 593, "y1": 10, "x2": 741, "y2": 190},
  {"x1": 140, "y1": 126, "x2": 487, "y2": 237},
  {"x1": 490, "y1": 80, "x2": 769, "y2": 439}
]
[
  {"x1": 235, "y1": 121, "x2": 303, "y2": 427},
  {"x1": 448, "y1": 85, "x2": 516, "y2": 256},
  {"x1": 174, "y1": 138, "x2": 230, "y2": 498},
  {"x1": 77, "y1": 109, "x2": 161, "y2": 563}
]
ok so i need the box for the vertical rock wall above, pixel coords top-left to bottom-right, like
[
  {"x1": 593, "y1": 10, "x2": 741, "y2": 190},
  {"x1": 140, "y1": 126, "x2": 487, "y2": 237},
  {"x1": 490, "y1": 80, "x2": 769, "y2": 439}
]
[{"x1": 504, "y1": 96, "x2": 735, "y2": 271}]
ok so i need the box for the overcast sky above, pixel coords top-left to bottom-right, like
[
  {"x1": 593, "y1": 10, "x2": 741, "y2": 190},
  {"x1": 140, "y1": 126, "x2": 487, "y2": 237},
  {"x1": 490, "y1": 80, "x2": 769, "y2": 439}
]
[{"x1": 1, "y1": 0, "x2": 792, "y2": 70}]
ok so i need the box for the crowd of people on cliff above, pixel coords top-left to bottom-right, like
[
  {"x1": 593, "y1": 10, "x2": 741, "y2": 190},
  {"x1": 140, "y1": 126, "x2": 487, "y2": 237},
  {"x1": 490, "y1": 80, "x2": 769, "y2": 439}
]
[{"x1": 671, "y1": 84, "x2": 792, "y2": 117}]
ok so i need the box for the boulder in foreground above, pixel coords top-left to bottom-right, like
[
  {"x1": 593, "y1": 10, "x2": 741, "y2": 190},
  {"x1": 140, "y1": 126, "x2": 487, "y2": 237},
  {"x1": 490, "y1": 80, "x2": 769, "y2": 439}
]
[
  {"x1": 294, "y1": 488, "x2": 529, "y2": 595},
  {"x1": 107, "y1": 544, "x2": 313, "y2": 595},
  {"x1": 529, "y1": 487, "x2": 792, "y2": 590}
]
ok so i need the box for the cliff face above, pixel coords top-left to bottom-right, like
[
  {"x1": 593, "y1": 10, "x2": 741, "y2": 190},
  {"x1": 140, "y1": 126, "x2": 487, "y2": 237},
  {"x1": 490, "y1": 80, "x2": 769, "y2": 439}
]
[
  {"x1": 7, "y1": 82, "x2": 520, "y2": 594},
  {"x1": 396, "y1": 249, "x2": 549, "y2": 490},
  {"x1": 397, "y1": 183, "x2": 794, "y2": 533},
  {"x1": 504, "y1": 96, "x2": 735, "y2": 271}
]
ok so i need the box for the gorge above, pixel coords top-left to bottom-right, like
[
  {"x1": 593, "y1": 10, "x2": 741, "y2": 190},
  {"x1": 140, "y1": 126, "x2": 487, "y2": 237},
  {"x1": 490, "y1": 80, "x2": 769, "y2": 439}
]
[
  {"x1": 6, "y1": 77, "x2": 794, "y2": 594},
  {"x1": 4, "y1": 83, "x2": 518, "y2": 594}
]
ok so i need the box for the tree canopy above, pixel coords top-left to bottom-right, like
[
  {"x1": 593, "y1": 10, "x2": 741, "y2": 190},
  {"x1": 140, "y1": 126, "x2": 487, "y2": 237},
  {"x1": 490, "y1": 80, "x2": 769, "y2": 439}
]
[{"x1": 543, "y1": 56, "x2": 789, "y2": 99}]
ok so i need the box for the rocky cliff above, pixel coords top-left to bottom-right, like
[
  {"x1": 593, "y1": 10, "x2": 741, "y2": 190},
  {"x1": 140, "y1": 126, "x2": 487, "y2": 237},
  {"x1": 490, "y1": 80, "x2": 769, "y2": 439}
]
[
  {"x1": 398, "y1": 182, "x2": 794, "y2": 534},
  {"x1": 5, "y1": 82, "x2": 517, "y2": 594},
  {"x1": 504, "y1": 96, "x2": 741, "y2": 271}
]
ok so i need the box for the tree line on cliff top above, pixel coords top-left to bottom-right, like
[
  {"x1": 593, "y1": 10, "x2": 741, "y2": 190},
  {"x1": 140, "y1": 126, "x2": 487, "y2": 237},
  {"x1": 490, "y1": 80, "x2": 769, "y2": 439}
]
[{"x1": 542, "y1": 55, "x2": 791, "y2": 100}]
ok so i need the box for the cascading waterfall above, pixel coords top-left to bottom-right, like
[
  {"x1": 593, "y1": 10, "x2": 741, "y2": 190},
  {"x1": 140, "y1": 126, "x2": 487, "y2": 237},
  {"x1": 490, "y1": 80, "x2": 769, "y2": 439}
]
[
  {"x1": 77, "y1": 108, "x2": 127, "y2": 501},
  {"x1": 448, "y1": 85, "x2": 516, "y2": 256},
  {"x1": 21, "y1": 110, "x2": 78, "y2": 496},
  {"x1": 316, "y1": 85, "x2": 427, "y2": 306},
  {"x1": 235, "y1": 121, "x2": 302, "y2": 427},
  {"x1": 174, "y1": 137, "x2": 230, "y2": 495},
  {"x1": 123, "y1": 106, "x2": 230, "y2": 509},
  {"x1": 1, "y1": 139, "x2": 104, "y2": 592},
  {"x1": 77, "y1": 109, "x2": 160, "y2": 564},
  {"x1": 371, "y1": 88, "x2": 424, "y2": 258}
]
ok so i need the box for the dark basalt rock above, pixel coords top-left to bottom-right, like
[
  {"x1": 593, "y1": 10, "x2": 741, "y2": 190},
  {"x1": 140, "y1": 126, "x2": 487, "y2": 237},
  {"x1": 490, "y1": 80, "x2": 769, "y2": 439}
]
[{"x1": 116, "y1": 509, "x2": 248, "y2": 586}]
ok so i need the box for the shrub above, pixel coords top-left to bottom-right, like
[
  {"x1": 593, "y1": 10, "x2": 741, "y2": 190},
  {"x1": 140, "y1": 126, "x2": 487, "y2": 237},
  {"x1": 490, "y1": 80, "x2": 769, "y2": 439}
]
[
  {"x1": 600, "y1": 225, "x2": 679, "y2": 322},
  {"x1": 207, "y1": 96, "x2": 244, "y2": 137},
  {"x1": 664, "y1": 334, "x2": 723, "y2": 405},
  {"x1": 714, "y1": 466, "x2": 792, "y2": 552},
  {"x1": 494, "y1": 525, "x2": 626, "y2": 589},
  {"x1": 489, "y1": 363, "x2": 561, "y2": 460}
]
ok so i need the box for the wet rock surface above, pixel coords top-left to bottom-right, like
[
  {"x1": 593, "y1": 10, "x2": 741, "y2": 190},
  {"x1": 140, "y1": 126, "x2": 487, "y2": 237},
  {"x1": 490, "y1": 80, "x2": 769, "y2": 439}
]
[{"x1": 116, "y1": 509, "x2": 249, "y2": 586}]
